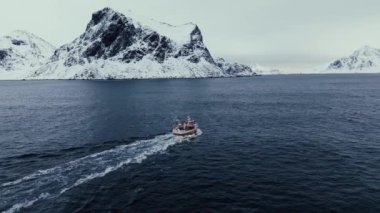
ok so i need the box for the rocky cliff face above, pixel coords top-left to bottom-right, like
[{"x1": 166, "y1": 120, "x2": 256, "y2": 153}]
[
  {"x1": 0, "y1": 31, "x2": 55, "y2": 79},
  {"x1": 327, "y1": 46, "x2": 380, "y2": 72},
  {"x1": 57, "y1": 8, "x2": 215, "y2": 65},
  {"x1": 32, "y1": 8, "x2": 228, "y2": 79}
]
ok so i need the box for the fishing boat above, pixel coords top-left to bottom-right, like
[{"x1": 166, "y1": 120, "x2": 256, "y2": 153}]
[{"x1": 172, "y1": 117, "x2": 198, "y2": 136}]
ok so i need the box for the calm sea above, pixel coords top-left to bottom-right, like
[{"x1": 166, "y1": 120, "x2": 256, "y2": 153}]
[{"x1": 0, "y1": 75, "x2": 379, "y2": 212}]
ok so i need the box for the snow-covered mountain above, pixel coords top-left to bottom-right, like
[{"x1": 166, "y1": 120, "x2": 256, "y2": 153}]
[
  {"x1": 0, "y1": 30, "x2": 55, "y2": 79},
  {"x1": 215, "y1": 57, "x2": 256, "y2": 77},
  {"x1": 30, "y1": 7, "x2": 254, "y2": 79},
  {"x1": 326, "y1": 46, "x2": 380, "y2": 73}
]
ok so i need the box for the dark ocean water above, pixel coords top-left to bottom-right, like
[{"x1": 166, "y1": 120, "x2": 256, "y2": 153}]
[{"x1": 0, "y1": 75, "x2": 380, "y2": 212}]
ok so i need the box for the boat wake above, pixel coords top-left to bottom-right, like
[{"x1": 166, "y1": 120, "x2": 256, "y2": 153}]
[{"x1": 0, "y1": 130, "x2": 202, "y2": 213}]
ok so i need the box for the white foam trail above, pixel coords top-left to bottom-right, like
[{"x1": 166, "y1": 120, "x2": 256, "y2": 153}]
[
  {"x1": 3, "y1": 193, "x2": 50, "y2": 213},
  {"x1": 0, "y1": 131, "x2": 201, "y2": 213}
]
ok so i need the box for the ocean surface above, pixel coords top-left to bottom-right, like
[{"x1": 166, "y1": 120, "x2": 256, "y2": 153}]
[{"x1": 0, "y1": 75, "x2": 380, "y2": 212}]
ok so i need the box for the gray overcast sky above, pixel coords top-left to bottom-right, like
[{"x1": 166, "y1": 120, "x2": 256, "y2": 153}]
[{"x1": 1, "y1": 0, "x2": 380, "y2": 71}]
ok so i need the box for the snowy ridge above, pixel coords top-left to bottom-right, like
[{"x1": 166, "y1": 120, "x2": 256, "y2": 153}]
[
  {"x1": 118, "y1": 10, "x2": 197, "y2": 45},
  {"x1": 0, "y1": 31, "x2": 55, "y2": 79},
  {"x1": 326, "y1": 46, "x2": 380, "y2": 73}
]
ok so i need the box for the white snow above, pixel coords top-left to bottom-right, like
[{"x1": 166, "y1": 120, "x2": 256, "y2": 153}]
[
  {"x1": 0, "y1": 30, "x2": 55, "y2": 80},
  {"x1": 32, "y1": 57, "x2": 225, "y2": 79},
  {"x1": 321, "y1": 45, "x2": 380, "y2": 74},
  {"x1": 353, "y1": 45, "x2": 380, "y2": 58},
  {"x1": 103, "y1": 8, "x2": 197, "y2": 45}
]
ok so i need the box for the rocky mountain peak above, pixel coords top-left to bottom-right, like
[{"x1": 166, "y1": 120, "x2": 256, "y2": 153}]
[
  {"x1": 85, "y1": 7, "x2": 130, "y2": 33},
  {"x1": 1, "y1": 8, "x2": 257, "y2": 80},
  {"x1": 88, "y1": 7, "x2": 115, "y2": 27},
  {"x1": 190, "y1": 25, "x2": 203, "y2": 42},
  {"x1": 15, "y1": 8, "x2": 256, "y2": 80},
  {"x1": 51, "y1": 7, "x2": 216, "y2": 68}
]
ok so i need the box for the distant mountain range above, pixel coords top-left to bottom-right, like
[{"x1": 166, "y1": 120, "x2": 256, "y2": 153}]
[
  {"x1": 0, "y1": 8, "x2": 260, "y2": 80},
  {"x1": 1, "y1": 8, "x2": 378, "y2": 79},
  {"x1": 255, "y1": 46, "x2": 380, "y2": 75}
]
